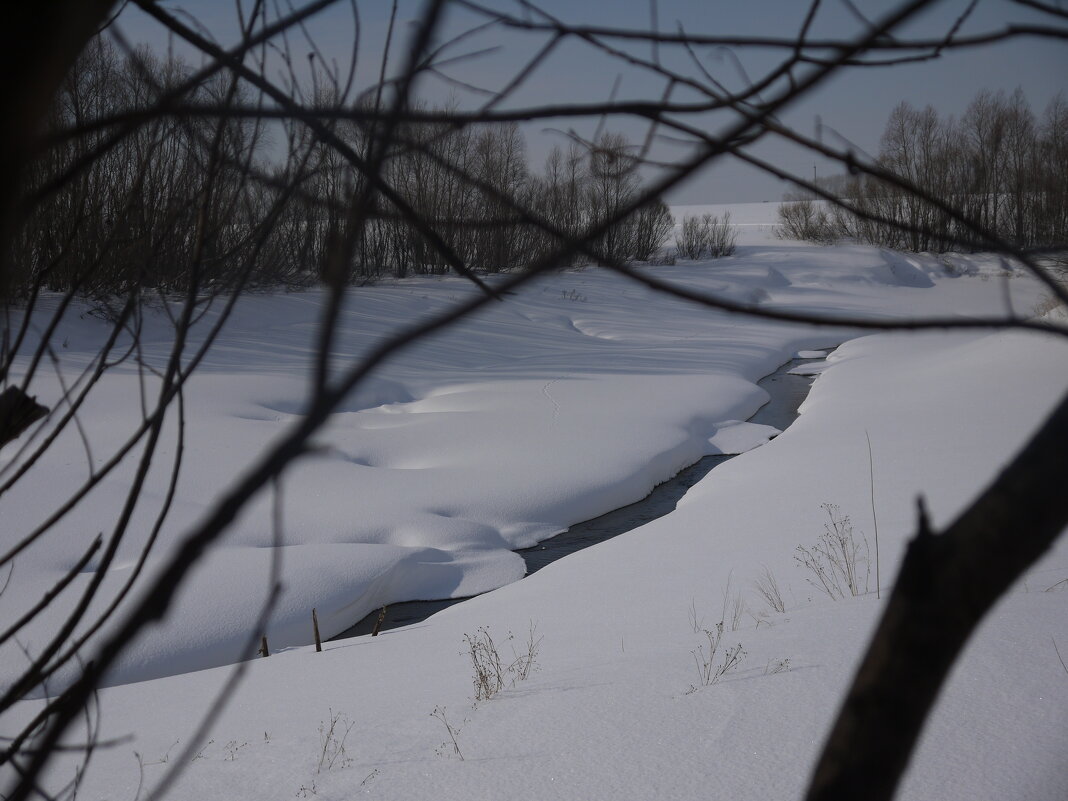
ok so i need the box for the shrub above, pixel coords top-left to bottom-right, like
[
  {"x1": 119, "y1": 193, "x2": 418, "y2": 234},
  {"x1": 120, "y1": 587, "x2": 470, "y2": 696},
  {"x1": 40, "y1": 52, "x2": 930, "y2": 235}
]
[
  {"x1": 795, "y1": 503, "x2": 871, "y2": 599},
  {"x1": 463, "y1": 622, "x2": 542, "y2": 703},
  {"x1": 675, "y1": 212, "x2": 737, "y2": 259},
  {"x1": 629, "y1": 199, "x2": 675, "y2": 261},
  {"x1": 676, "y1": 215, "x2": 706, "y2": 259},
  {"x1": 703, "y1": 211, "x2": 738, "y2": 258},
  {"x1": 777, "y1": 196, "x2": 834, "y2": 243},
  {"x1": 688, "y1": 622, "x2": 746, "y2": 691}
]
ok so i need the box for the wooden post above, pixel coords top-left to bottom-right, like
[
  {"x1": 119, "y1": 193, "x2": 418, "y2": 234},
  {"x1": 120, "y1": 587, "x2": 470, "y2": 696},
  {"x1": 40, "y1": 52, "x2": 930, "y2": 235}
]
[
  {"x1": 258, "y1": 635, "x2": 269, "y2": 658},
  {"x1": 371, "y1": 605, "x2": 387, "y2": 637},
  {"x1": 312, "y1": 608, "x2": 322, "y2": 652}
]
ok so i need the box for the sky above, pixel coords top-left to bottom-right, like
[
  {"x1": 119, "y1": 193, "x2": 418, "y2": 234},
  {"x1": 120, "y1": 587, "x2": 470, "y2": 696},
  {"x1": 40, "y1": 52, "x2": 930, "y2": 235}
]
[{"x1": 117, "y1": 0, "x2": 1067, "y2": 202}]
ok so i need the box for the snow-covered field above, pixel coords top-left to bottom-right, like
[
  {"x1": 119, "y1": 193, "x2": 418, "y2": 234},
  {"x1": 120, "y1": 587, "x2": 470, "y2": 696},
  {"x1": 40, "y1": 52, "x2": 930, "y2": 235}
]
[{"x1": 3, "y1": 229, "x2": 1067, "y2": 800}]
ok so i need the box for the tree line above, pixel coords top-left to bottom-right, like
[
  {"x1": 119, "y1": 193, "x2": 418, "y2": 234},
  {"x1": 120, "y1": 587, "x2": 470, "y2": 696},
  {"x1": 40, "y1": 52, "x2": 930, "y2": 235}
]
[
  {"x1": 779, "y1": 88, "x2": 1068, "y2": 252},
  {"x1": 11, "y1": 37, "x2": 674, "y2": 300}
]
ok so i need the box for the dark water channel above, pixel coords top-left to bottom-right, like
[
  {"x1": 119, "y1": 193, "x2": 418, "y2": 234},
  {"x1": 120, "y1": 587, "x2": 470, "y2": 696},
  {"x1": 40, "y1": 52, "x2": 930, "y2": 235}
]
[{"x1": 333, "y1": 352, "x2": 829, "y2": 639}]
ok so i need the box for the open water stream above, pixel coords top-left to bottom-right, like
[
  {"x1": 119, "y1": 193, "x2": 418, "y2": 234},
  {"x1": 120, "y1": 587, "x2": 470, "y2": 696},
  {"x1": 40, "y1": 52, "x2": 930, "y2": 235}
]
[{"x1": 333, "y1": 351, "x2": 829, "y2": 639}]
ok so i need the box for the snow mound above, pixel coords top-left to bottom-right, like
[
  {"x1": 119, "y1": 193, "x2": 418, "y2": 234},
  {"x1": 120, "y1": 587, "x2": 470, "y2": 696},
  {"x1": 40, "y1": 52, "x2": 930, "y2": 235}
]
[{"x1": 707, "y1": 420, "x2": 781, "y2": 454}]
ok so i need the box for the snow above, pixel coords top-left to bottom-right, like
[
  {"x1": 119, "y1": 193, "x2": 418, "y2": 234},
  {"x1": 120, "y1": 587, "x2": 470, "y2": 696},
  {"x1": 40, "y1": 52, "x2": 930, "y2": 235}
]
[
  {"x1": 706, "y1": 419, "x2": 781, "y2": 454},
  {"x1": 2, "y1": 239, "x2": 1067, "y2": 800}
]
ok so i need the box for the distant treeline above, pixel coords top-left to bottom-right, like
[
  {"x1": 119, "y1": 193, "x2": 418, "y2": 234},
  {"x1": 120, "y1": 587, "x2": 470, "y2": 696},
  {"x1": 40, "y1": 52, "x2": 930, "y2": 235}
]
[
  {"x1": 779, "y1": 88, "x2": 1068, "y2": 251},
  {"x1": 12, "y1": 38, "x2": 673, "y2": 298}
]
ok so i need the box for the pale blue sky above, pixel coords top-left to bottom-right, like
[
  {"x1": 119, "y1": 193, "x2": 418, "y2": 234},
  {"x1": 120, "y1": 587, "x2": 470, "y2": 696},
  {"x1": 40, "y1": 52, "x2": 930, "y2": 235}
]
[{"x1": 119, "y1": 0, "x2": 1066, "y2": 202}]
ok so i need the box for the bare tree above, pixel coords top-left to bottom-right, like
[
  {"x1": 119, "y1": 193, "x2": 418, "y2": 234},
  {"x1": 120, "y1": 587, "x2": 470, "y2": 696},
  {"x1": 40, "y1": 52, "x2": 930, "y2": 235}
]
[
  {"x1": 781, "y1": 85, "x2": 1068, "y2": 253},
  {"x1": 1, "y1": 2, "x2": 1067, "y2": 801}
]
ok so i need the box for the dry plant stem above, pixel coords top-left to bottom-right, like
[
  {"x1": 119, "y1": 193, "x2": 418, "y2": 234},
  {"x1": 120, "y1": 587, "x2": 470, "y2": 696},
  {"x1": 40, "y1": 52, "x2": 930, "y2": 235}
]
[
  {"x1": 755, "y1": 567, "x2": 786, "y2": 614},
  {"x1": 687, "y1": 598, "x2": 703, "y2": 633},
  {"x1": 430, "y1": 706, "x2": 463, "y2": 760},
  {"x1": 1053, "y1": 638, "x2": 1068, "y2": 675},
  {"x1": 764, "y1": 658, "x2": 791, "y2": 675},
  {"x1": 807, "y1": 391, "x2": 1068, "y2": 801},
  {"x1": 509, "y1": 622, "x2": 542, "y2": 682},
  {"x1": 466, "y1": 627, "x2": 505, "y2": 702},
  {"x1": 867, "y1": 431, "x2": 881, "y2": 599},
  {"x1": 465, "y1": 623, "x2": 541, "y2": 702},
  {"x1": 795, "y1": 504, "x2": 870, "y2": 600},
  {"x1": 721, "y1": 572, "x2": 745, "y2": 631},
  {"x1": 316, "y1": 710, "x2": 354, "y2": 773},
  {"x1": 690, "y1": 622, "x2": 746, "y2": 689}
]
